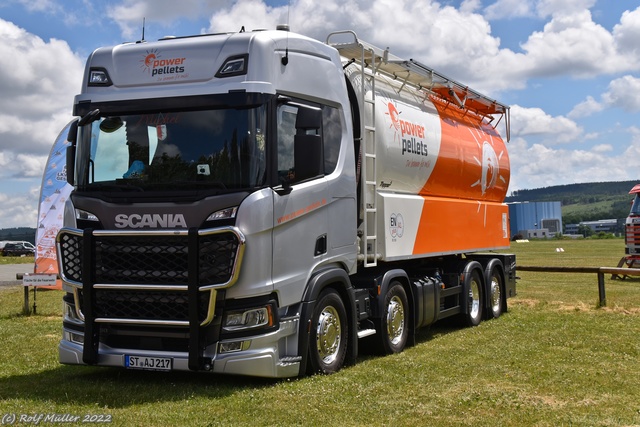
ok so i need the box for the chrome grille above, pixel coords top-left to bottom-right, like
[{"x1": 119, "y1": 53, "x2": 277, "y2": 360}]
[
  {"x1": 58, "y1": 228, "x2": 242, "y2": 286},
  {"x1": 79, "y1": 289, "x2": 211, "y2": 323},
  {"x1": 57, "y1": 227, "x2": 244, "y2": 325}
]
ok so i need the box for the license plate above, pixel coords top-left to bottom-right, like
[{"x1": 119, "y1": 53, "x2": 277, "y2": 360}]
[{"x1": 125, "y1": 355, "x2": 172, "y2": 371}]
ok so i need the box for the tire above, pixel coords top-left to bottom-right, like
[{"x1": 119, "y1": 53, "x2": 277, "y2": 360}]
[
  {"x1": 487, "y1": 267, "x2": 504, "y2": 319},
  {"x1": 308, "y1": 289, "x2": 348, "y2": 374},
  {"x1": 464, "y1": 269, "x2": 483, "y2": 327},
  {"x1": 376, "y1": 282, "x2": 409, "y2": 355}
]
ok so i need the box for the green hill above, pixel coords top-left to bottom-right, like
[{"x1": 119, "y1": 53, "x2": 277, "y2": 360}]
[{"x1": 506, "y1": 180, "x2": 639, "y2": 224}]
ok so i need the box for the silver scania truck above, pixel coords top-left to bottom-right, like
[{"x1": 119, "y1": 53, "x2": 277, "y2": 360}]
[{"x1": 58, "y1": 26, "x2": 516, "y2": 377}]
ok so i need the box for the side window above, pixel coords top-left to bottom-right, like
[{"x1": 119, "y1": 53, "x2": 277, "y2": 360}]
[
  {"x1": 276, "y1": 101, "x2": 342, "y2": 183},
  {"x1": 322, "y1": 106, "x2": 341, "y2": 175},
  {"x1": 277, "y1": 105, "x2": 297, "y2": 182}
]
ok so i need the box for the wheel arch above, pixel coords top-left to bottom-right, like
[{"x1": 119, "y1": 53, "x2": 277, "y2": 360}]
[
  {"x1": 372, "y1": 269, "x2": 416, "y2": 347},
  {"x1": 298, "y1": 267, "x2": 357, "y2": 375}
]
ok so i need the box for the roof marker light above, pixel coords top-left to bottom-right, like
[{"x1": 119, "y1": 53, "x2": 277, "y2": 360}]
[
  {"x1": 88, "y1": 68, "x2": 112, "y2": 86},
  {"x1": 215, "y1": 55, "x2": 248, "y2": 78}
]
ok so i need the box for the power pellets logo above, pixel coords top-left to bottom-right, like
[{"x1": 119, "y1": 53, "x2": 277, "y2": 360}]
[
  {"x1": 140, "y1": 49, "x2": 186, "y2": 77},
  {"x1": 386, "y1": 102, "x2": 428, "y2": 157}
]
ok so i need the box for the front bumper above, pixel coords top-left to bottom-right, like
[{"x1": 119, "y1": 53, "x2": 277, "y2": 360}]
[{"x1": 59, "y1": 315, "x2": 301, "y2": 378}]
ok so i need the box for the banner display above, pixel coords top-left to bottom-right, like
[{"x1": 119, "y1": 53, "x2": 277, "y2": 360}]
[{"x1": 34, "y1": 121, "x2": 74, "y2": 289}]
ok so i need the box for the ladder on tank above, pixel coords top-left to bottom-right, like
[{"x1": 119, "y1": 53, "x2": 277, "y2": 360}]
[{"x1": 327, "y1": 31, "x2": 380, "y2": 267}]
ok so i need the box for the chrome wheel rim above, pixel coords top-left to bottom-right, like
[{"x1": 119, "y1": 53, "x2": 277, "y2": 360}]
[
  {"x1": 469, "y1": 280, "x2": 481, "y2": 319},
  {"x1": 316, "y1": 306, "x2": 341, "y2": 364},
  {"x1": 490, "y1": 277, "x2": 501, "y2": 314},
  {"x1": 386, "y1": 296, "x2": 405, "y2": 345}
]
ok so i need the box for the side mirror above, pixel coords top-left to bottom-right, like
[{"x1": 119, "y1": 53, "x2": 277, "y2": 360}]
[
  {"x1": 67, "y1": 119, "x2": 78, "y2": 144},
  {"x1": 66, "y1": 146, "x2": 75, "y2": 185},
  {"x1": 66, "y1": 119, "x2": 78, "y2": 185}
]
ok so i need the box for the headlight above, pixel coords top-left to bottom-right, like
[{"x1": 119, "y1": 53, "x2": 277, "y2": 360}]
[
  {"x1": 206, "y1": 206, "x2": 237, "y2": 221},
  {"x1": 223, "y1": 306, "x2": 273, "y2": 332},
  {"x1": 75, "y1": 209, "x2": 99, "y2": 222}
]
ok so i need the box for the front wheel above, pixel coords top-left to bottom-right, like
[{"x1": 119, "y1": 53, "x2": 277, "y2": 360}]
[{"x1": 307, "y1": 289, "x2": 348, "y2": 374}]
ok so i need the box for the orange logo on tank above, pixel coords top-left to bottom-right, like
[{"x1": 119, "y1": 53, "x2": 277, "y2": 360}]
[
  {"x1": 469, "y1": 125, "x2": 506, "y2": 196},
  {"x1": 387, "y1": 102, "x2": 425, "y2": 138},
  {"x1": 386, "y1": 102, "x2": 428, "y2": 156}
]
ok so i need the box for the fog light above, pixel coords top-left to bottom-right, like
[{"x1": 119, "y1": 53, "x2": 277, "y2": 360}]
[
  {"x1": 219, "y1": 340, "x2": 249, "y2": 354},
  {"x1": 63, "y1": 330, "x2": 84, "y2": 344}
]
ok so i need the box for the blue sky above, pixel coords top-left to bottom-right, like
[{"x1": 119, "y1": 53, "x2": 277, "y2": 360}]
[{"x1": 0, "y1": 0, "x2": 639, "y2": 228}]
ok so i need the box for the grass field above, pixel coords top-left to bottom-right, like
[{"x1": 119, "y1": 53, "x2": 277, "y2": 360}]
[
  {"x1": 0, "y1": 255, "x2": 34, "y2": 265},
  {"x1": 1, "y1": 239, "x2": 639, "y2": 426}
]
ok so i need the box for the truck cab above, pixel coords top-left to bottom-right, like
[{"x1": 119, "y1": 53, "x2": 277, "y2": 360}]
[
  {"x1": 625, "y1": 184, "x2": 640, "y2": 257},
  {"x1": 59, "y1": 28, "x2": 357, "y2": 377}
]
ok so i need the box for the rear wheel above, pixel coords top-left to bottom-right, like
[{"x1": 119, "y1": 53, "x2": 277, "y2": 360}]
[
  {"x1": 465, "y1": 270, "x2": 483, "y2": 327},
  {"x1": 488, "y1": 268, "x2": 504, "y2": 319},
  {"x1": 308, "y1": 289, "x2": 348, "y2": 374},
  {"x1": 376, "y1": 282, "x2": 409, "y2": 355}
]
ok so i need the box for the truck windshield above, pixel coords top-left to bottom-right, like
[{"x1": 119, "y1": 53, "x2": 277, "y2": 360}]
[
  {"x1": 77, "y1": 107, "x2": 267, "y2": 191},
  {"x1": 631, "y1": 194, "x2": 640, "y2": 216}
]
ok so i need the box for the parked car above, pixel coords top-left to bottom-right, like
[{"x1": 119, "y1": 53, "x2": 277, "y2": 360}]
[{"x1": 2, "y1": 242, "x2": 35, "y2": 257}]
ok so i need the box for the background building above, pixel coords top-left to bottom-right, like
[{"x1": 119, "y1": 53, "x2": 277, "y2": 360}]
[
  {"x1": 565, "y1": 219, "x2": 624, "y2": 236},
  {"x1": 508, "y1": 201, "x2": 563, "y2": 239}
]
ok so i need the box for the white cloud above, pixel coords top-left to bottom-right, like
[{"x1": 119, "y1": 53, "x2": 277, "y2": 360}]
[
  {"x1": 602, "y1": 75, "x2": 640, "y2": 112},
  {"x1": 567, "y1": 74, "x2": 640, "y2": 119},
  {"x1": 568, "y1": 95, "x2": 604, "y2": 119},
  {"x1": 507, "y1": 137, "x2": 632, "y2": 191},
  {"x1": 484, "y1": 0, "x2": 534, "y2": 20},
  {"x1": 205, "y1": 0, "x2": 531, "y2": 94},
  {"x1": 592, "y1": 144, "x2": 612, "y2": 153},
  {"x1": 510, "y1": 105, "x2": 582, "y2": 143},
  {"x1": 0, "y1": 18, "x2": 83, "y2": 228},
  {"x1": 535, "y1": 0, "x2": 597, "y2": 19},
  {"x1": 0, "y1": 19, "x2": 82, "y2": 159},
  {"x1": 107, "y1": 0, "x2": 229, "y2": 38},
  {"x1": 0, "y1": 186, "x2": 40, "y2": 229},
  {"x1": 520, "y1": 9, "x2": 625, "y2": 78},
  {"x1": 613, "y1": 7, "x2": 640, "y2": 61}
]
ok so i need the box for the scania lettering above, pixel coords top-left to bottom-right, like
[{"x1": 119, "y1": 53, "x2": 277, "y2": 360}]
[
  {"x1": 114, "y1": 213, "x2": 188, "y2": 229},
  {"x1": 57, "y1": 27, "x2": 516, "y2": 377}
]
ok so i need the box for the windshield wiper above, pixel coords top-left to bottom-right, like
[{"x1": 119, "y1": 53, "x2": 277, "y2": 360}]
[
  {"x1": 144, "y1": 180, "x2": 228, "y2": 190},
  {"x1": 86, "y1": 182, "x2": 145, "y2": 192}
]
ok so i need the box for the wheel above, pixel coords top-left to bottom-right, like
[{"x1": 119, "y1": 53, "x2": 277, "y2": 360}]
[
  {"x1": 465, "y1": 270, "x2": 483, "y2": 327},
  {"x1": 376, "y1": 282, "x2": 409, "y2": 355},
  {"x1": 308, "y1": 289, "x2": 348, "y2": 374},
  {"x1": 488, "y1": 267, "x2": 504, "y2": 319}
]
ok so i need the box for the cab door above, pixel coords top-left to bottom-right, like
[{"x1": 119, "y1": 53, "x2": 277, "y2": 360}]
[{"x1": 272, "y1": 102, "x2": 329, "y2": 307}]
